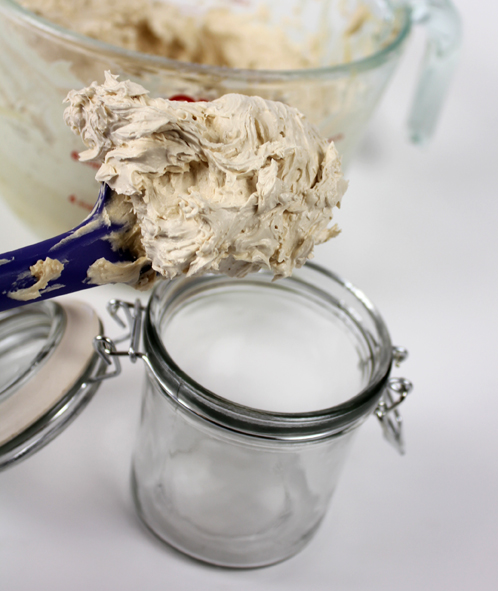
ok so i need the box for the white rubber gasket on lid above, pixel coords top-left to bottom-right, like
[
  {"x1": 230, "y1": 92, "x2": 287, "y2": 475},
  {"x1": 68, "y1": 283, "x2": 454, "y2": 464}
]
[{"x1": 0, "y1": 301, "x2": 101, "y2": 446}]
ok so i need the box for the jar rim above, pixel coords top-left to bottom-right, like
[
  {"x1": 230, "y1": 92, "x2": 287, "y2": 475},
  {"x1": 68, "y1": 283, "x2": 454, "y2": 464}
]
[
  {"x1": 0, "y1": 301, "x2": 105, "y2": 470},
  {"x1": 1, "y1": 0, "x2": 412, "y2": 82},
  {"x1": 143, "y1": 263, "x2": 393, "y2": 441},
  {"x1": 0, "y1": 301, "x2": 65, "y2": 401}
]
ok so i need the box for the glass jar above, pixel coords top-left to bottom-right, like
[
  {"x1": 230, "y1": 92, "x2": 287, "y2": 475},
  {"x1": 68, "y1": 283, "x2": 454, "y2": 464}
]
[
  {"x1": 95, "y1": 263, "x2": 412, "y2": 567},
  {"x1": 0, "y1": 0, "x2": 460, "y2": 236},
  {"x1": 0, "y1": 263, "x2": 412, "y2": 567}
]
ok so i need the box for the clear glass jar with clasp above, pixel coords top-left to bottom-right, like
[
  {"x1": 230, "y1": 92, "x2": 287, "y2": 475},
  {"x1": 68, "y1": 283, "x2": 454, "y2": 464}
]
[
  {"x1": 0, "y1": 263, "x2": 412, "y2": 567},
  {"x1": 93, "y1": 262, "x2": 412, "y2": 568}
]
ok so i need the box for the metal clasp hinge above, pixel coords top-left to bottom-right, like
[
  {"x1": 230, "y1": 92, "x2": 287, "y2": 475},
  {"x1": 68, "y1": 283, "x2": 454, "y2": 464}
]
[
  {"x1": 375, "y1": 346, "x2": 413, "y2": 455},
  {"x1": 90, "y1": 299, "x2": 146, "y2": 383}
]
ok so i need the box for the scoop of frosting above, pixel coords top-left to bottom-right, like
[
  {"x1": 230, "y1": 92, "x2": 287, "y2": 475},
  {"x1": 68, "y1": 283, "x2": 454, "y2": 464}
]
[{"x1": 64, "y1": 72, "x2": 347, "y2": 280}]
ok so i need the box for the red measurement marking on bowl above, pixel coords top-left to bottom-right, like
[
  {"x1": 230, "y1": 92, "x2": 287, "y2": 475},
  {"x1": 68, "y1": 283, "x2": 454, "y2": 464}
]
[
  {"x1": 68, "y1": 194, "x2": 93, "y2": 212},
  {"x1": 328, "y1": 133, "x2": 345, "y2": 143},
  {"x1": 169, "y1": 94, "x2": 208, "y2": 102},
  {"x1": 70, "y1": 150, "x2": 100, "y2": 170}
]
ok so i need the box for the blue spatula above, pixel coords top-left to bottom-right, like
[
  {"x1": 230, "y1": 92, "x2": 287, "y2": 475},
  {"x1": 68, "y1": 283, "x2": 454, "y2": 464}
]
[{"x1": 0, "y1": 184, "x2": 148, "y2": 312}]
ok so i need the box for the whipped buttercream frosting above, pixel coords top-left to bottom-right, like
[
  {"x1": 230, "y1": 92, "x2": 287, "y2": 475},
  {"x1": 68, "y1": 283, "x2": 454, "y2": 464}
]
[
  {"x1": 20, "y1": 0, "x2": 318, "y2": 71},
  {"x1": 8, "y1": 257, "x2": 64, "y2": 301},
  {"x1": 64, "y1": 72, "x2": 347, "y2": 282}
]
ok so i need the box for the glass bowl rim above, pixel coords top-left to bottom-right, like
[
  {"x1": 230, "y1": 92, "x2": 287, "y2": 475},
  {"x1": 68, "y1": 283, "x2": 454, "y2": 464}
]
[{"x1": 1, "y1": 0, "x2": 412, "y2": 82}]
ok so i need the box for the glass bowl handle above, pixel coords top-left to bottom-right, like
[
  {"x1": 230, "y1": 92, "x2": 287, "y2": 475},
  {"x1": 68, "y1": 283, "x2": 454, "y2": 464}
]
[{"x1": 407, "y1": 0, "x2": 462, "y2": 145}]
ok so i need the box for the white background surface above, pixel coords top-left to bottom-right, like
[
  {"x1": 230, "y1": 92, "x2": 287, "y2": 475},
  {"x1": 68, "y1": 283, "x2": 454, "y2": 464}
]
[{"x1": 1, "y1": 0, "x2": 497, "y2": 588}]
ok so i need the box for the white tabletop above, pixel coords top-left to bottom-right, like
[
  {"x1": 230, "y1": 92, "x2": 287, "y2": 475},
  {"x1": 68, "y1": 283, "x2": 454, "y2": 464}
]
[{"x1": 1, "y1": 1, "x2": 497, "y2": 588}]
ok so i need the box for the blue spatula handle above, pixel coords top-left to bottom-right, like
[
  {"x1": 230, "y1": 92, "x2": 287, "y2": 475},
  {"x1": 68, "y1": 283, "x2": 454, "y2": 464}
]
[{"x1": 0, "y1": 184, "x2": 133, "y2": 312}]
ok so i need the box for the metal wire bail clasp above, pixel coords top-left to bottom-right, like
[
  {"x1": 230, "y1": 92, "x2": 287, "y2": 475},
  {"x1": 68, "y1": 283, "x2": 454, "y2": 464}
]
[
  {"x1": 375, "y1": 346, "x2": 413, "y2": 455},
  {"x1": 90, "y1": 299, "x2": 146, "y2": 383}
]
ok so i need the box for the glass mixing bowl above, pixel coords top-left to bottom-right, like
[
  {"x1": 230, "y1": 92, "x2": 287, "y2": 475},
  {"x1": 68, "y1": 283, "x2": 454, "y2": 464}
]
[{"x1": 0, "y1": 0, "x2": 460, "y2": 237}]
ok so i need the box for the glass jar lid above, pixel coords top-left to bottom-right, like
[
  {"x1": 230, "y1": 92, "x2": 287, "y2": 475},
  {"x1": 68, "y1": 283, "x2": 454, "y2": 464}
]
[{"x1": 0, "y1": 300, "x2": 105, "y2": 470}]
